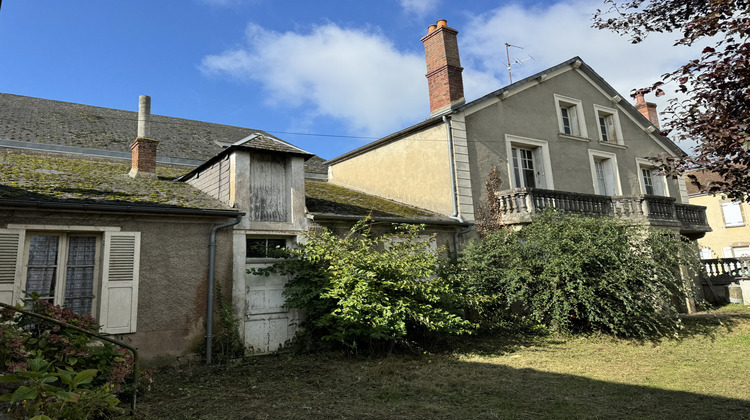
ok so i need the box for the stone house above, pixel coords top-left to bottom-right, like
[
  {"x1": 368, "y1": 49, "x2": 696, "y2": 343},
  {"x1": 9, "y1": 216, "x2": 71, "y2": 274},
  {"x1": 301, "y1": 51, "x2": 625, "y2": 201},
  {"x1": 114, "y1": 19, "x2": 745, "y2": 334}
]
[
  {"x1": 0, "y1": 92, "x2": 466, "y2": 359},
  {"x1": 326, "y1": 19, "x2": 710, "y2": 241}
]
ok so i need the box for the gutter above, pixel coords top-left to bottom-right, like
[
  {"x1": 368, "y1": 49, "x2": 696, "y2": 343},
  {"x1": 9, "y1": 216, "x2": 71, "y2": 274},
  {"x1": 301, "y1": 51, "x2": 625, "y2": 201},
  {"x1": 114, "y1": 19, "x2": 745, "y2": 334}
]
[
  {"x1": 206, "y1": 215, "x2": 243, "y2": 365},
  {"x1": 0, "y1": 199, "x2": 242, "y2": 217},
  {"x1": 310, "y1": 213, "x2": 470, "y2": 227}
]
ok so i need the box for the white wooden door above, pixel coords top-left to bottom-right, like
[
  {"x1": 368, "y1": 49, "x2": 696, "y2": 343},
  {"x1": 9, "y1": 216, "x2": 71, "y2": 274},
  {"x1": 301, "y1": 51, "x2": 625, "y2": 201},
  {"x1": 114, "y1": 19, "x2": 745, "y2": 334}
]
[{"x1": 242, "y1": 262, "x2": 298, "y2": 354}]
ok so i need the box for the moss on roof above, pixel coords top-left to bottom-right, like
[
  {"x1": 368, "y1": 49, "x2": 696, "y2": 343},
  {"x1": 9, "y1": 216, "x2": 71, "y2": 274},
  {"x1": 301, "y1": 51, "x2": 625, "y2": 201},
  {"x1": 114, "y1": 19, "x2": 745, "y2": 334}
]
[
  {"x1": 305, "y1": 180, "x2": 452, "y2": 221},
  {"x1": 0, "y1": 151, "x2": 231, "y2": 210}
]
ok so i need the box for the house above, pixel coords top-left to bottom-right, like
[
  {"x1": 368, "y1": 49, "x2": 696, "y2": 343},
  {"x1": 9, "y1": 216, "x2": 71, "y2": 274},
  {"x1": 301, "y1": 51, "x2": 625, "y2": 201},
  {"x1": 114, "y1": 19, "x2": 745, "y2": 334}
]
[
  {"x1": 0, "y1": 92, "x2": 467, "y2": 358},
  {"x1": 685, "y1": 170, "x2": 750, "y2": 304},
  {"x1": 327, "y1": 19, "x2": 710, "y2": 242}
]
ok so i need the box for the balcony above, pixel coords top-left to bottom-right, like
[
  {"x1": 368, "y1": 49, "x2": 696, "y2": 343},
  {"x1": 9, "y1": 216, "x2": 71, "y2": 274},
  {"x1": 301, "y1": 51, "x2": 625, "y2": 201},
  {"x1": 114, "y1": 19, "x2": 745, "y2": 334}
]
[{"x1": 495, "y1": 188, "x2": 710, "y2": 238}]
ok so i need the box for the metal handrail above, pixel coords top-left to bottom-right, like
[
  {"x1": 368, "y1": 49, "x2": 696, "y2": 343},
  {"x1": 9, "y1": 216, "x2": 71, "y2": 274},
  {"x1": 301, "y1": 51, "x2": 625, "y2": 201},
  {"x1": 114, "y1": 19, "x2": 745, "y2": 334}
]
[{"x1": 0, "y1": 301, "x2": 138, "y2": 415}]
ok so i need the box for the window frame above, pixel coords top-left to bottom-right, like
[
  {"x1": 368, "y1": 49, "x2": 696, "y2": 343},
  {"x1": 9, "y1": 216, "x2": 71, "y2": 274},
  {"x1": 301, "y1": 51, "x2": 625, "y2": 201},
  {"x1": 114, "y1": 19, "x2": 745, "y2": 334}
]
[
  {"x1": 22, "y1": 232, "x2": 101, "y2": 316},
  {"x1": 721, "y1": 202, "x2": 745, "y2": 228},
  {"x1": 245, "y1": 236, "x2": 293, "y2": 261},
  {"x1": 635, "y1": 158, "x2": 669, "y2": 197},
  {"x1": 505, "y1": 135, "x2": 554, "y2": 190},
  {"x1": 593, "y1": 104, "x2": 624, "y2": 145},
  {"x1": 554, "y1": 94, "x2": 588, "y2": 139},
  {"x1": 587, "y1": 150, "x2": 622, "y2": 196}
]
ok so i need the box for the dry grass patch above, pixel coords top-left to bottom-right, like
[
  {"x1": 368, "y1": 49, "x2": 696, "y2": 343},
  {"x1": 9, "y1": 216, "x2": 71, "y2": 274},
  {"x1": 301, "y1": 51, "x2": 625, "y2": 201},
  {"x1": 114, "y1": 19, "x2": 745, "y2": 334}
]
[{"x1": 136, "y1": 306, "x2": 750, "y2": 419}]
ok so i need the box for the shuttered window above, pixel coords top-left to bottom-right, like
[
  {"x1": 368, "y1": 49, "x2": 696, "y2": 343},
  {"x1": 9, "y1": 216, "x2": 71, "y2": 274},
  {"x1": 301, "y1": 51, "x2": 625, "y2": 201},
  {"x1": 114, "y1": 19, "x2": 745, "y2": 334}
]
[{"x1": 722, "y1": 202, "x2": 744, "y2": 227}]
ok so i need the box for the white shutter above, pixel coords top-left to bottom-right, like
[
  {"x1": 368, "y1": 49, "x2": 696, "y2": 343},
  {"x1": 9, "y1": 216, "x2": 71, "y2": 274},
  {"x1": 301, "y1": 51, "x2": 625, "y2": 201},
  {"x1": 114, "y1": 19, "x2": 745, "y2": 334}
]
[
  {"x1": 722, "y1": 247, "x2": 734, "y2": 258},
  {"x1": 99, "y1": 232, "x2": 140, "y2": 334},
  {"x1": 603, "y1": 160, "x2": 617, "y2": 196},
  {"x1": 533, "y1": 147, "x2": 547, "y2": 189},
  {"x1": 0, "y1": 229, "x2": 25, "y2": 306},
  {"x1": 721, "y1": 202, "x2": 744, "y2": 227},
  {"x1": 605, "y1": 116, "x2": 617, "y2": 142},
  {"x1": 568, "y1": 106, "x2": 580, "y2": 136},
  {"x1": 699, "y1": 248, "x2": 713, "y2": 260},
  {"x1": 652, "y1": 169, "x2": 665, "y2": 196}
]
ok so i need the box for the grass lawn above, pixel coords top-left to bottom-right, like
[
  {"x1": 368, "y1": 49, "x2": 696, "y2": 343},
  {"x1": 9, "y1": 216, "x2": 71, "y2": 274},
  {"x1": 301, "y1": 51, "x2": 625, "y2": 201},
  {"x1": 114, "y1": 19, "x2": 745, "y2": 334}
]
[{"x1": 136, "y1": 305, "x2": 750, "y2": 419}]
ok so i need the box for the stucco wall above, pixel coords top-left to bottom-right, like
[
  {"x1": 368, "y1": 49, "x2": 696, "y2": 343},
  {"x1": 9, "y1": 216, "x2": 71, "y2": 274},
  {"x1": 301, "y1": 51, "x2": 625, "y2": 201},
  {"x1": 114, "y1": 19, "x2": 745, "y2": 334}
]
[
  {"x1": 0, "y1": 208, "x2": 235, "y2": 360},
  {"x1": 691, "y1": 194, "x2": 750, "y2": 258},
  {"x1": 465, "y1": 67, "x2": 684, "y2": 212},
  {"x1": 328, "y1": 124, "x2": 454, "y2": 216}
]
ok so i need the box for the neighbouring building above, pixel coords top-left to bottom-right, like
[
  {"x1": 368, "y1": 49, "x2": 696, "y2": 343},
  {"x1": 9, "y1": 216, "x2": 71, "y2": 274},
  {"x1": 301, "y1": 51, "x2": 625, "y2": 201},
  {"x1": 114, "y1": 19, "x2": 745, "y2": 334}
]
[{"x1": 327, "y1": 19, "x2": 710, "y2": 241}]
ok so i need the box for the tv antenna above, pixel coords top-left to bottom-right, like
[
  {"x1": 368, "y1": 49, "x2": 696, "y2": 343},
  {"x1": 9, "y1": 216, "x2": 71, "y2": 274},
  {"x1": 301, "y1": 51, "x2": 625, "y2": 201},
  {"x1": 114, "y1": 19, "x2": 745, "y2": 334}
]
[{"x1": 505, "y1": 43, "x2": 533, "y2": 84}]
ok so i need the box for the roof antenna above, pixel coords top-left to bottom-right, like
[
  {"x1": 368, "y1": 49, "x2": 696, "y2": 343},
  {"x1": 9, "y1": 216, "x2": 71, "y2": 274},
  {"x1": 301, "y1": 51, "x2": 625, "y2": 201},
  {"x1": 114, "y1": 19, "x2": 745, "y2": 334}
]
[{"x1": 505, "y1": 43, "x2": 533, "y2": 84}]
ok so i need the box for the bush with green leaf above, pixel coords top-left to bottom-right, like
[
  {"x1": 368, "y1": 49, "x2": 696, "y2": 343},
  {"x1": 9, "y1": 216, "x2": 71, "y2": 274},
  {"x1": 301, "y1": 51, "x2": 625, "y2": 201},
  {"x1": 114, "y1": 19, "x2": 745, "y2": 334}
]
[
  {"x1": 251, "y1": 220, "x2": 472, "y2": 353},
  {"x1": 459, "y1": 210, "x2": 700, "y2": 338}
]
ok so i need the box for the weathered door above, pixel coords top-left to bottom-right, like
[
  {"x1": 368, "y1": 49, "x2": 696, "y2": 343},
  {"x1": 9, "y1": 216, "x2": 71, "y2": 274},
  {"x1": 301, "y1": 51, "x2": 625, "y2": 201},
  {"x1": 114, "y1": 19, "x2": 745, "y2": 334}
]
[{"x1": 242, "y1": 262, "x2": 298, "y2": 354}]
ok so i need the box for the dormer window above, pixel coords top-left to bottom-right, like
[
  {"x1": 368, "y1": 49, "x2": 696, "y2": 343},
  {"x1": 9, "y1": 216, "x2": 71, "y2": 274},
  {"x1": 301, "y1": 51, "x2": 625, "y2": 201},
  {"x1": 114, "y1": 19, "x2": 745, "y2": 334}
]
[{"x1": 555, "y1": 95, "x2": 587, "y2": 138}]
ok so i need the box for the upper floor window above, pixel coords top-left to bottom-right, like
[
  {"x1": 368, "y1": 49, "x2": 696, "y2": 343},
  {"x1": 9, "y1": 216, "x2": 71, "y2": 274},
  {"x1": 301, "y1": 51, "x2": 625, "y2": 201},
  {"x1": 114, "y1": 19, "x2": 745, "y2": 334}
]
[
  {"x1": 636, "y1": 158, "x2": 668, "y2": 196},
  {"x1": 721, "y1": 202, "x2": 744, "y2": 227},
  {"x1": 506, "y1": 135, "x2": 554, "y2": 190},
  {"x1": 593, "y1": 105, "x2": 623, "y2": 145},
  {"x1": 555, "y1": 95, "x2": 588, "y2": 138},
  {"x1": 588, "y1": 150, "x2": 621, "y2": 196}
]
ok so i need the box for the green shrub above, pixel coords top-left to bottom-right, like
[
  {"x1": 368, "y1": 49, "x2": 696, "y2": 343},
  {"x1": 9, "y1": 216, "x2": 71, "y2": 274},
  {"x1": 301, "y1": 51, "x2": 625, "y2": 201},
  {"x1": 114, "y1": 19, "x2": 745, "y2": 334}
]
[
  {"x1": 251, "y1": 220, "x2": 473, "y2": 353},
  {"x1": 0, "y1": 298, "x2": 140, "y2": 417},
  {"x1": 459, "y1": 210, "x2": 699, "y2": 338}
]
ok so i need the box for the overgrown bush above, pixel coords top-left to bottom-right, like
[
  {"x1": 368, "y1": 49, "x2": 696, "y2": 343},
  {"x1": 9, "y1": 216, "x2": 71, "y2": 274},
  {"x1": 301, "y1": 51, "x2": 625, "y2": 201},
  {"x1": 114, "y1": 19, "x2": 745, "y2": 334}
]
[
  {"x1": 251, "y1": 220, "x2": 472, "y2": 353},
  {"x1": 459, "y1": 210, "x2": 700, "y2": 338},
  {"x1": 0, "y1": 298, "x2": 142, "y2": 418}
]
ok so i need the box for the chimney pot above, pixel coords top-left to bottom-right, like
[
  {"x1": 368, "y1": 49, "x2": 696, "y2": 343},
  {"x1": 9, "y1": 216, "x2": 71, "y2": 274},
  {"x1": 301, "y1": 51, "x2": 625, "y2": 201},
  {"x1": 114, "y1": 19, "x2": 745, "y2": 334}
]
[
  {"x1": 421, "y1": 19, "x2": 465, "y2": 116},
  {"x1": 137, "y1": 95, "x2": 151, "y2": 139}
]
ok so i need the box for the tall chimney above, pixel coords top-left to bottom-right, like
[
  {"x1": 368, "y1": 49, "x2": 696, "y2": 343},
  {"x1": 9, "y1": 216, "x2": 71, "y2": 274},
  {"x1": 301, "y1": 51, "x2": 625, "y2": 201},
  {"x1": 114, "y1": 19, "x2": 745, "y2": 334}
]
[
  {"x1": 129, "y1": 95, "x2": 158, "y2": 179},
  {"x1": 634, "y1": 92, "x2": 660, "y2": 129},
  {"x1": 422, "y1": 19, "x2": 465, "y2": 116}
]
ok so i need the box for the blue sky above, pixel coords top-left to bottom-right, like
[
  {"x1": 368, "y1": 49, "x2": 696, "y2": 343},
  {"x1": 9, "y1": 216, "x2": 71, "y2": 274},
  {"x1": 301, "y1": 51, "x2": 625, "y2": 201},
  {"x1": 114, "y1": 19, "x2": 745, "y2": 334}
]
[{"x1": 0, "y1": 0, "x2": 703, "y2": 159}]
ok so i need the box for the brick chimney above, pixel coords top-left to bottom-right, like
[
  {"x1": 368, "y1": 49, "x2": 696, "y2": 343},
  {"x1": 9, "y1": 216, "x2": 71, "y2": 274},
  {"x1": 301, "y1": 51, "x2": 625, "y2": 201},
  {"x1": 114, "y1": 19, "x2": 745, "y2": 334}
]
[
  {"x1": 422, "y1": 19, "x2": 465, "y2": 116},
  {"x1": 129, "y1": 95, "x2": 158, "y2": 179},
  {"x1": 634, "y1": 92, "x2": 660, "y2": 130}
]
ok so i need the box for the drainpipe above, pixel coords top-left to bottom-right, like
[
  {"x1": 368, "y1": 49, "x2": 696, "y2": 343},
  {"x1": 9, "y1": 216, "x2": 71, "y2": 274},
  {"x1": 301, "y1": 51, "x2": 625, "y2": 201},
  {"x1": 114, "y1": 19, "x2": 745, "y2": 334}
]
[
  {"x1": 443, "y1": 115, "x2": 464, "y2": 224},
  {"x1": 444, "y1": 115, "x2": 469, "y2": 254},
  {"x1": 206, "y1": 215, "x2": 242, "y2": 365}
]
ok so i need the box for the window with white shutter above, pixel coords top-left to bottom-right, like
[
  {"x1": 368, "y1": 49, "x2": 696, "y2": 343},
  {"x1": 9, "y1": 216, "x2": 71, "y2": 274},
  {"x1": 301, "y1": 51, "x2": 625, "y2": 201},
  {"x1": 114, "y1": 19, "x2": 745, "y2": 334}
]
[
  {"x1": 99, "y1": 232, "x2": 140, "y2": 334},
  {"x1": 0, "y1": 229, "x2": 25, "y2": 305},
  {"x1": 721, "y1": 202, "x2": 744, "y2": 227}
]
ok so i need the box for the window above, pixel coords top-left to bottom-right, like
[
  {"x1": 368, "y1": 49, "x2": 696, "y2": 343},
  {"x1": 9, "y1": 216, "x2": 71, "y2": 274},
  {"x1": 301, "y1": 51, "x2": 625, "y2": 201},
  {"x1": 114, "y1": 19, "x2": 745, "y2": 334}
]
[
  {"x1": 246, "y1": 237, "x2": 288, "y2": 259},
  {"x1": 0, "y1": 228, "x2": 140, "y2": 334},
  {"x1": 593, "y1": 105, "x2": 623, "y2": 145},
  {"x1": 721, "y1": 202, "x2": 744, "y2": 227},
  {"x1": 699, "y1": 248, "x2": 713, "y2": 260},
  {"x1": 636, "y1": 159, "x2": 667, "y2": 196},
  {"x1": 505, "y1": 135, "x2": 554, "y2": 190},
  {"x1": 25, "y1": 233, "x2": 99, "y2": 316},
  {"x1": 555, "y1": 95, "x2": 588, "y2": 138},
  {"x1": 588, "y1": 150, "x2": 621, "y2": 196}
]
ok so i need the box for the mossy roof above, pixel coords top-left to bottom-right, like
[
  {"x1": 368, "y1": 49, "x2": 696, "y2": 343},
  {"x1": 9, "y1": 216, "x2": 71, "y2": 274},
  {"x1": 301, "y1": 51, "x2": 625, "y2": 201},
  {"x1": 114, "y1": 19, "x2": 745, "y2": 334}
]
[
  {"x1": 0, "y1": 150, "x2": 233, "y2": 211},
  {"x1": 0, "y1": 92, "x2": 322, "y2": 173},
  {"x1": 305, "y1": 180, "x2": 455, "y2": 221}
]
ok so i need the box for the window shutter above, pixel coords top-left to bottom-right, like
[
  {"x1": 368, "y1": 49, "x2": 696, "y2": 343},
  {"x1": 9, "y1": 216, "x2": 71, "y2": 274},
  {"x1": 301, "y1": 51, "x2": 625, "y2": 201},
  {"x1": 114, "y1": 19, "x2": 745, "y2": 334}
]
[
  {"x1": 699, "y1": 248, "x2": 713, "y2": 260},
  {"x1": 651, "y1": 169, "x2": 665, "y2": 196},
  {"x1": 721, "y1": 247, "x2": 734, "y2": 258},
  {"x1": 605, "y1": 116, "x2": 617, "y2": 142},
  {"x1": 568, "y1": 106, "x2": 580, "y2": 136},
  {"x1": 533, "y1": 147, "x2": 546, "y2": 189},
  {"x1": 0, "y1": 229, "x2": 25, "y2": 306},
  {"x1": 99, "y1": 232, "x2": 140, "y2": 334},
  {"x1": 721, "y1": 202, "x2": 744, "y2": 227}
]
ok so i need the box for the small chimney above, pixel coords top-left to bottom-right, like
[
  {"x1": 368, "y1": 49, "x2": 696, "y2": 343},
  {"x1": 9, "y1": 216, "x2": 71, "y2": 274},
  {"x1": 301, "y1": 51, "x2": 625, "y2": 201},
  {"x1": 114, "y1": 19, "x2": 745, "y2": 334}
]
[
  {"x1": 421, "y1": 19, "x2": 465, "y2": 116},
  {"x1": 129, "y1": 95, "x2": 158, "y2": 179},
  {"x1": 634, "y1": 92, "x2": 660, "y2": 130}
]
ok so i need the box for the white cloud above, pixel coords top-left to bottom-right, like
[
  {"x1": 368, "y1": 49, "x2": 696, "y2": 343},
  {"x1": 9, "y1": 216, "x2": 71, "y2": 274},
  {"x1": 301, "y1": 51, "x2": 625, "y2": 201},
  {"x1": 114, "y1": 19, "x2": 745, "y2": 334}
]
[
  {"x1": 399, "y1": 0, "x2": 440, "y2": 16},
  {"x1": 201, "y1": 23, "x2": 428, "y2": 136}
]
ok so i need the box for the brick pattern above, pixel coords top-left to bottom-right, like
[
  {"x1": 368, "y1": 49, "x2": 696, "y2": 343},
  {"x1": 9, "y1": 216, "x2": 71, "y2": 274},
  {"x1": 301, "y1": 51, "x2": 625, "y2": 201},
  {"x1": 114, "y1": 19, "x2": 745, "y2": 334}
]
[
  {"x1": 421, "y1": 23, "x2": 464, "y2": 115},
  {"x1": 634, "y1": 93, "x2": 660, "y2": 129},
  {"x1": 129, "y1": 138, "x2": 158, "y2": 178}
]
